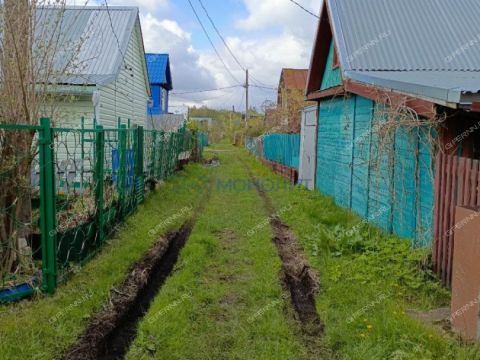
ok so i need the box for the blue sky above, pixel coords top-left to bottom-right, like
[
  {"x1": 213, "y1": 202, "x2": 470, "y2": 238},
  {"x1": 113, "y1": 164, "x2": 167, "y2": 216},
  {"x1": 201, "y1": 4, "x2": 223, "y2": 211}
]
[{"x1": 90, "y1": 0, "x2": 322, "y2": 112}]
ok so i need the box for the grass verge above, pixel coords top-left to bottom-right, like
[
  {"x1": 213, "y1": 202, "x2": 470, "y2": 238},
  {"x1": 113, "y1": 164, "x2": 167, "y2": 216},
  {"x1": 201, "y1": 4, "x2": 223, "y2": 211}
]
[
  {"x1": 0, "y1": 163, "x2": 209, "y2": 359},
  {"x1": 239, "y1": 148, "x2": 480, "y2": 359}
]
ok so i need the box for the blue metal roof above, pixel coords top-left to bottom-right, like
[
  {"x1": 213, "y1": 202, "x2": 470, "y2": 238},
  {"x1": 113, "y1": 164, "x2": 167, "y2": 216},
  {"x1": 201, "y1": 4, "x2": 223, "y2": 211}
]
[
  {"x1": 145, "y1": 53, "x2": 173, "y2": 89},
  {"x1": 325, "y1": 0, "x2": 480, "y2": 106}
]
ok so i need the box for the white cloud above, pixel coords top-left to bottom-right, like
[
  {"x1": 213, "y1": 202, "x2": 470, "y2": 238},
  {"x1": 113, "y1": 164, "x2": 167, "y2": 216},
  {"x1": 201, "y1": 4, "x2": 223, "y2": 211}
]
[
  {"x1": 190, "y1": 0, "x2": 323, "y2": 109},
  {"x1": 237, "y1": 0, "x2": 321, "y2": 36},
  {"x1": 67, "y1": 0, "x2": 324, "y2": 111},
  {"x1": 139, "y1": 13, "x2": 218, "y2": 110}
]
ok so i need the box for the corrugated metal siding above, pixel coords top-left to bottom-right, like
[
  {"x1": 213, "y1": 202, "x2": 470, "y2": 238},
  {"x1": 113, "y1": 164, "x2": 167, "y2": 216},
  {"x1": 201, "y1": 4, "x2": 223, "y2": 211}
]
[
  {"x1": 149, "y1": 114, "x2": 185, "y2": 132},
  {"x1": 329, "y1": 0, "x2": 480, "y2": 72},
  {"x1": 315, "y1": 95, "x2": 435, "y2": 245},
  {"x1": 35, "y1": 7, "x2": 138, "y2": 85},
  {"x1": 320, "y1": 41, "x2": 342, "y2": 90},
  {"x1": 99, "y1": 22, "x2": 149, "y2": 128},
  {"x1": 262, "y1": 134, "x2": 300, "y2": 169}
]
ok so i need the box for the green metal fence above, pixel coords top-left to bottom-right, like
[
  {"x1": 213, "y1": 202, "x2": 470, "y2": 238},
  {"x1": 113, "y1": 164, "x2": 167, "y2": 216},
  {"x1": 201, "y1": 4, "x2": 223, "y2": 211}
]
[{"x1": 0, "y1": 119, "x2": 202, "y2": 298}]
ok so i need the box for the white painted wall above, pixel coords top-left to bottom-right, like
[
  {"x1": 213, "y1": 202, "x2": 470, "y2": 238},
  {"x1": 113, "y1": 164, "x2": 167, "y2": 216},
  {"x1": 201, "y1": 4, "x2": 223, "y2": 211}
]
[{"x1": 99, "y1": 21, "x2": 150, "y2": 129}]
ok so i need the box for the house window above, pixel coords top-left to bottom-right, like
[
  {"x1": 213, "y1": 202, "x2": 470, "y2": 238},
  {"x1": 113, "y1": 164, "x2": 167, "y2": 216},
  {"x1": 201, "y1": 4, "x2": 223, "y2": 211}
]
[{"x1": 333, "y1": 48, "x2": 340, "y2": 69}]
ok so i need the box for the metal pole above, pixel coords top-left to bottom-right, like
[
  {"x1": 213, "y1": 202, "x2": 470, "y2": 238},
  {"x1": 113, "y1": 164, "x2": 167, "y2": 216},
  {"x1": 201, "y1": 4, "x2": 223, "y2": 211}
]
[
  {"x1": 39, "y1": 118, "x2": 57, "y2": 294},
  {"x1": 95, "y1": 125, "x2": 105, "y2": 244},
  {"x1": 118, "y1": 125, "x2": 127, "y2": 219}
]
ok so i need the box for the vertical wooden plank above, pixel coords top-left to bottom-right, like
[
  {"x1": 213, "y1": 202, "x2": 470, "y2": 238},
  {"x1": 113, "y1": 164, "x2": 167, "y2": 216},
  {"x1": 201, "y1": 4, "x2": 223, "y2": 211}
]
[
  {"x1": 437, "y1": 152, "x2": 446, "y2": 277},
  {"x1": 458, "y1": 158, "x2": 465, "y2": 208},
  {"x1": 463, "y1": 158, "x2": 471, "y2": 205},
  {"x1": 447, "y1": 156, "x2": 459, "y2": 287},
  {"x1": 441, "y1": 154, "x2": 452, "y2": 285},
  {"x1": 477, "y1": 161, "x2": 480, "y2": 206},
  {"x1": 470, "y1": 160, "x2": 478, "y2": 207},
  {"x1": 433, "y1": 152, "x2": 442, "y2": 273}
]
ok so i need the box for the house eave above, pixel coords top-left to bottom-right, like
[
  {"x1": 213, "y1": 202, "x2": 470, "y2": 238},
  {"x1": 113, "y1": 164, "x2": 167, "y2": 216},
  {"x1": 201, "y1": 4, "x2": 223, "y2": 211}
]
[{"x1": 344, "y1": 70, "x2": 466, "y2": 110}]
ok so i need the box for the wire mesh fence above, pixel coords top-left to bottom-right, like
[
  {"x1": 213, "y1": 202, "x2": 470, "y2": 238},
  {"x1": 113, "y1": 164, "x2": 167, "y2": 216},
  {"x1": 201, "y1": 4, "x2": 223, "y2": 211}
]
[{"x1": 0, "y1": 118, "x2": 207, "y2": 300}]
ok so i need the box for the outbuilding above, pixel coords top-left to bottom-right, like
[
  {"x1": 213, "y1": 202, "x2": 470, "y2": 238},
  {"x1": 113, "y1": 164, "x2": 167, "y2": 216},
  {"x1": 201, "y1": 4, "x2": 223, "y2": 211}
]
[
  {"x1": 306, "y1": 0, "x2": 480, "y2": 285},
  {"x1": 40, "y1": 6, "x2": 151, "y2": 128}
]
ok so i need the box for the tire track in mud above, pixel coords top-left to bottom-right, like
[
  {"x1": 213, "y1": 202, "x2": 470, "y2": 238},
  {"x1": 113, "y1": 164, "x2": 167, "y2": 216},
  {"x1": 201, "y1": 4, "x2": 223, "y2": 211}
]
[
  {"x1": 239, "y1": 157, "x2": 327, "y2": 354},
  {"x1": 64, "y1": 176, "x2": 215, "y2": 360}
]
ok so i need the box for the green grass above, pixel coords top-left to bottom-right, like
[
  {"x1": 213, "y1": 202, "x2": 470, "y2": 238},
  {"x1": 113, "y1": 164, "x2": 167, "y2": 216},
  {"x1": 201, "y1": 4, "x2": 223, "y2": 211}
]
[
  {"x1": 127, "y1": 145, "x2": 317, "y2": 360},
  {"x1": 0, "y1": 163, "x2": 210, "y2": 359},
  {"x1": 239, "y1": 149, "x2": 480, "y2": 359},
  {"x1": 5, "y1": 144, "x2": 479, "y2": 359}
]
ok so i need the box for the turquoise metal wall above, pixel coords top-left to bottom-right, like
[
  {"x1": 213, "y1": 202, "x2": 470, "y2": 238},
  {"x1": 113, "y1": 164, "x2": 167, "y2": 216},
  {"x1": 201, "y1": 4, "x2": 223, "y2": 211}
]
[
  {"x1": 315, "y1": 95, "x2": 435, "y2": 246},
  {"x1": 262, "y1": 134, "x2": 300, "y2": 169}
]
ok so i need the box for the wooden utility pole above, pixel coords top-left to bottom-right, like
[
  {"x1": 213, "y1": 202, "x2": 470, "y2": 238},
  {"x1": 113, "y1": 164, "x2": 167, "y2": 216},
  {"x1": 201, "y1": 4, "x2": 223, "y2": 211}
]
[{"x1": 245, "y1": 69, "x2": 249, "y2": 126}]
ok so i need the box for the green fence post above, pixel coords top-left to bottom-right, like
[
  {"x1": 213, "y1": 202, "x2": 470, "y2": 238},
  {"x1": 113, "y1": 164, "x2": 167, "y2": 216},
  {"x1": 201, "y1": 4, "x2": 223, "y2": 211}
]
[
  {"x1": 158, "y1": 131, "x2": 165, "y2": 180},
  {"x1": 151, "y1": 130, "x2": 157, "y2": 179},
  {"x1": 118, "y1": 124, "x2": 127, "y2": 219},
  {"x1": 135, "y1": 126, "x2": 145, "y2": 203},
  {"x1": 39, "y1": 117, "x2": 57, "y2": 295},
  {"x1": 167, "y1": 133, "x2": 174, "y2": 177},
  {"x1": 80, "y1": 117, "x2": 85, "y2": 193},
  {"x1": 95, "y1": 125, "x2": 105, "y2": 244}
]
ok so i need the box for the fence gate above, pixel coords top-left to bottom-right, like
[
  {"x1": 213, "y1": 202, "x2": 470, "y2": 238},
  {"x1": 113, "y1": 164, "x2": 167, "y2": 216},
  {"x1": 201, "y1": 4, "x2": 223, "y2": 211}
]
[
  {"x1": 299, "y1": 106, "x2": 317, "y2": 190},
  {"x1": 433, "y1": 153, "x2": 480, "y2": 288}
]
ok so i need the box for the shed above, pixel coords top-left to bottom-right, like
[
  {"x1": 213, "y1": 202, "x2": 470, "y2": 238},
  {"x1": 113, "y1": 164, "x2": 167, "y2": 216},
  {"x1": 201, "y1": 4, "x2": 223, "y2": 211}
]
[
  {"x1": 306, "y1": 0, "x2": 480, "y2": 284},
  {"x1": 38, "y1": 6, "x2": 151, "y2": 128}
]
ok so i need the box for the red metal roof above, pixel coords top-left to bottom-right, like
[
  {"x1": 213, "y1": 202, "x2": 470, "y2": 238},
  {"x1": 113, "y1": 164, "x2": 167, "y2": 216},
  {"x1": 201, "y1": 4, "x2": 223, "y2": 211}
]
[{"x1": 280, "y1": 69, "x2": 309, "y2": 91}]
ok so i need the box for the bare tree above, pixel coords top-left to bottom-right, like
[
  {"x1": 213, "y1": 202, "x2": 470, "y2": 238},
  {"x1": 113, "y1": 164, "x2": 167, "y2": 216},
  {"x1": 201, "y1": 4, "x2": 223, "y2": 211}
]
[
  {"x1": 267, "y1": 90, "x2": 311, "y2": 133},
  {"x1": 0, "y1": 0, "x2": 92, "y2": 280},
  {"x1": 0, "y1": 0, "x2": 36, "y2": 278}
]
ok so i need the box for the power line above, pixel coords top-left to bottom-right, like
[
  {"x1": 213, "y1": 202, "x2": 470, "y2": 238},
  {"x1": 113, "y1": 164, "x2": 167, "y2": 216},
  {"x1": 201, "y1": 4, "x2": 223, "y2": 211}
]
[
  {"x1": 186, "y1": 0, "x2": 241, "y2": 84},
  {"x1": 103, "y1": 1, "x2": 126, "y2": 62},
  {"x1": 171, "y1": 87, "x2": 240, "y2": 101},
  {"x1": 195, "y1": 0, "x2": 275, "y2": 90},
  {"x1": 287, "y1": 0, "x2": 320, "y2": 19},
  {"x1": 250, "y1": 84, "x2": 278, "y2": 91},
  {"x1": 171, "y1": 85, "x2": 242, "y2": 95},
  {"x1": 197, "y1": 0, "x2": 246, "y2": 71}
]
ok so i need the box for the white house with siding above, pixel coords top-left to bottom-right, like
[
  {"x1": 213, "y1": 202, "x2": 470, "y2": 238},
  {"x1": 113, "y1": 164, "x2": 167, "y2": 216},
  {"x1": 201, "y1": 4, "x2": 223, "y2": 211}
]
[{"x1": 39, "y1": 6, "x2": 151, "y2": 129}]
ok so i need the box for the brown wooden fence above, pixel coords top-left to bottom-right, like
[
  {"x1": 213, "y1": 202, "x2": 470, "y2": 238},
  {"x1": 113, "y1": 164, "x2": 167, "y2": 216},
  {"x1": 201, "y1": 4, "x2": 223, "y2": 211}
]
[{"x1": 433, "y1": 153, "x2": 480, "y2": 288}]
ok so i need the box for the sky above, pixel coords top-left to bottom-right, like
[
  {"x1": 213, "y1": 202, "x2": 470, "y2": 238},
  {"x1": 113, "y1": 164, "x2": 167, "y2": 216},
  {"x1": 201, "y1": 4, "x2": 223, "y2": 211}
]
[{"x1": 83, "y1": 0, "x2": 323, "y2": 113}]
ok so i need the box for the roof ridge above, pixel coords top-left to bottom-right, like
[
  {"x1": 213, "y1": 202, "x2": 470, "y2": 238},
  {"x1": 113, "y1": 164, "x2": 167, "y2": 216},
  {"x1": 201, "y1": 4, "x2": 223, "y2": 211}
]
[{"x1": 50, "y1": 5, "x2": 139, "y2": 11}]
